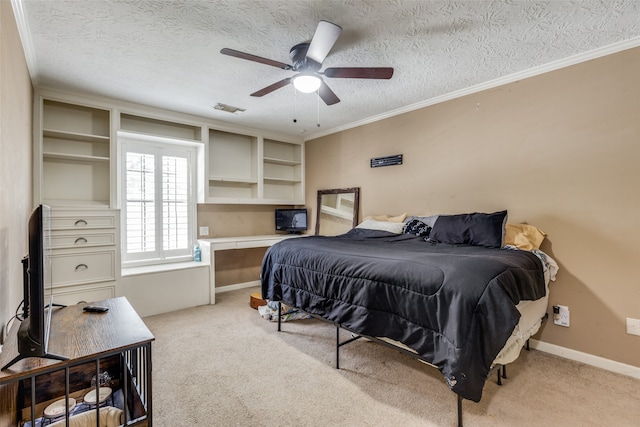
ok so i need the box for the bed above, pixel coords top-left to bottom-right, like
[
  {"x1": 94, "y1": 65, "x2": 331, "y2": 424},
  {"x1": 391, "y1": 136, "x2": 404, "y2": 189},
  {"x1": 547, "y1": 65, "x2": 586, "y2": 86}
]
[{"x1": 261, "y1": 211, "x2": 557, "y2": 424}]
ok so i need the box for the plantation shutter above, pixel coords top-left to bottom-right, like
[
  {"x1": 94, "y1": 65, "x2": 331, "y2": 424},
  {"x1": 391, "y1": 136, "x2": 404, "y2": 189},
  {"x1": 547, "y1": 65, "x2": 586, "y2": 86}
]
[{"x1": 122, "y1": 139, "x2": 195, "y2": 265}]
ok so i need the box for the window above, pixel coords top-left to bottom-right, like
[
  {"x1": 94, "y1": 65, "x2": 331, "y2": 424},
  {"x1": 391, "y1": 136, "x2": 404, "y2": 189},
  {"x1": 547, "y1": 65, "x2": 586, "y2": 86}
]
[{"x1": 121, "y1": 138, "x2": 196, "y2": 266}]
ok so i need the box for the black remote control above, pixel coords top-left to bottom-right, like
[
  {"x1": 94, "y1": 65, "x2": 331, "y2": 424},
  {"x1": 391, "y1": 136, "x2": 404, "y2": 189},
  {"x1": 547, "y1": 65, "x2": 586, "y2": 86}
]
[{"x1": 83, "y1": 305, "x2": 109, "y2": 313}]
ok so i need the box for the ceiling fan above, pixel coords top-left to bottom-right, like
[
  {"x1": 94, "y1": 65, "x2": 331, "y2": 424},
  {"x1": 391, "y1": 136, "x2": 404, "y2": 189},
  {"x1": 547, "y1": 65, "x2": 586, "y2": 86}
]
[{"x1": 220, "y1": 21, "x2": 393, "y2": 106}]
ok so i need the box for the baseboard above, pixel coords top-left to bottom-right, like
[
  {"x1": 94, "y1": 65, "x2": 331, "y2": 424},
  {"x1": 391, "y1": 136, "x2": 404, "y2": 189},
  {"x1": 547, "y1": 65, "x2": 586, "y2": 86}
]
[
  {"x1": 215, "y1": 280, "x2": 260, "y2": 294},
  {"x1": 529, "y1": 339, "x2": 640, "y2": 380}
]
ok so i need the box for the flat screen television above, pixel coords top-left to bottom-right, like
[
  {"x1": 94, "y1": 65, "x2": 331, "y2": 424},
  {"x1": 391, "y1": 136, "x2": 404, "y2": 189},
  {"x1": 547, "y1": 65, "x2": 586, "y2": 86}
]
[
  {"x1": 275, "y1": 208, "x2": 308, "y2": 234},
  {"x1": 2, "y1": 205, "x2": 66, "y2": 370}
]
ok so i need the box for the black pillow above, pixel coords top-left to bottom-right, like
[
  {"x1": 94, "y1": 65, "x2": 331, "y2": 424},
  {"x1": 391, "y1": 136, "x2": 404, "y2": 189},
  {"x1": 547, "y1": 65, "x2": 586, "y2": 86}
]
[
  {"x1": 428, "y1": 210, "x2": 507, "y2": 248},
  {"x1": 402, "y1": 219, "x2": 432, "y2": 237}
]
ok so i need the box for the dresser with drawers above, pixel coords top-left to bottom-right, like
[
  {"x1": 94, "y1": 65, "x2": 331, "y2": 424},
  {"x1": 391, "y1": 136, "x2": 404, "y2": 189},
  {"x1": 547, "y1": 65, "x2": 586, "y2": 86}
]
[{"x1": 48, "y1": 208, "x2": 120, "y2": 306}]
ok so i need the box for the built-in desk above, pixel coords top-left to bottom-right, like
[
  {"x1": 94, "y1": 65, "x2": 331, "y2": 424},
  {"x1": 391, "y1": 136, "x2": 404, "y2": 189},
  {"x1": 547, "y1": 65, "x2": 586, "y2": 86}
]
[
  {"x1": 0, "y1": 297, "x2": 153, "y2": 426},
  {"x1": 199, "y1": 234, "x2": 302, "y2": 303}
]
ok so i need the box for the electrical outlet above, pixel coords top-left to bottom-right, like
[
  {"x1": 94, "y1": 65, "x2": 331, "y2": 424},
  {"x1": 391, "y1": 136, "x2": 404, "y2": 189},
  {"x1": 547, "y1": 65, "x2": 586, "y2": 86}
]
[
  {"x1": 553, "y1": 305, "x2": 570, "y2": 327},
  {"x1": 626, "y1": 318, "x2": 640, "y2": 336},
  {"x1": 199, "y1": 226, "x2": 209, "y2": 236}
]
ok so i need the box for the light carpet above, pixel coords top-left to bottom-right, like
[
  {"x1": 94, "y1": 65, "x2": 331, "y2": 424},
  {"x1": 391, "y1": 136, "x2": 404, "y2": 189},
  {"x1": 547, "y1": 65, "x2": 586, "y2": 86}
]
[{"x1": 143, "y1": 287, "x2": 640, "y2": 426}]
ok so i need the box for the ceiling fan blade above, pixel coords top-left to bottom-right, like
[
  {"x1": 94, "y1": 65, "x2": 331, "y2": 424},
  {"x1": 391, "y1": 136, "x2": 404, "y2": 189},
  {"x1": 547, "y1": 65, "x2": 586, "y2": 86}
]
[
  {"x1": 250, "y1": 78, "x2": 292, "y2": 97},
  {"x1": 318, "y1": 81, "x2": 340, "y2": 106},
  {"x1": 221, "y1": 48, "x2": 292, "y2": 70},
  {"x1": 324, "y1": 67, "x2": 394, "y2": 79},
  {"x1": 306, "y1": 21, "x2": 342, "y2": 65}
]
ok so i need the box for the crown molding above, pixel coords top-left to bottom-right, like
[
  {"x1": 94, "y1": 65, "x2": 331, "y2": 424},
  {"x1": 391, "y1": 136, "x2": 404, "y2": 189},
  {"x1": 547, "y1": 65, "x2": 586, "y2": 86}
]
[{"x1": 11, "y1": 0, "x2": 39, "y2": 85}]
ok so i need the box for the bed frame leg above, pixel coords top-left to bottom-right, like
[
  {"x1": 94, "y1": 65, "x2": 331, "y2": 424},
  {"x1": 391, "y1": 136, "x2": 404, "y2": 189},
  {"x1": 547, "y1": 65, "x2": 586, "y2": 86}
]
[
  {"x1": 496, "y1": 364, "x2": 508, "y2": 385},
  {"x1": 336, "y1": 326, "x2": 340, "y2": 369},
  {"x1": 526, "y1": 339, "x2": 530, "y2": 351},
  {"x1": 277, "y1": 301, "x2": 282, "y2": 332},
  {"x1": 457, "y1": 394, "x2": 463, "y2": 427}
]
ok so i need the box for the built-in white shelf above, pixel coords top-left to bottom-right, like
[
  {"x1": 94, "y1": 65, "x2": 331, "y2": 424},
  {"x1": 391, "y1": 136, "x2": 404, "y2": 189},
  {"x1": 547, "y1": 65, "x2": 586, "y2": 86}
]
[
  {"x1": 263, "y1": 157, "x2": 302, "y2": 166},
  {"x1": 209, "y1": 176, "x2": 259, "y2": 184},
  {"x1": 206, "y1": 130, "x2": 304, "y2": 204},
  {"x1": 43, "y1": 129, "x2": 110, "y2": 143},
  {"x1": 43, "y1": 152, "x2": 110, "y2": 162},
  {"x1": 37, "y1": 98, "x2": 112, "y2": 207}
]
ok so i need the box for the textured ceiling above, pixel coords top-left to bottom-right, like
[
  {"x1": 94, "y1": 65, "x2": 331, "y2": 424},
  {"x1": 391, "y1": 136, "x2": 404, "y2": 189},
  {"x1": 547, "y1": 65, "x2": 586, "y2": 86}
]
[{"x1": 14, "y1": 0, "x2": 640, "y2": 139}]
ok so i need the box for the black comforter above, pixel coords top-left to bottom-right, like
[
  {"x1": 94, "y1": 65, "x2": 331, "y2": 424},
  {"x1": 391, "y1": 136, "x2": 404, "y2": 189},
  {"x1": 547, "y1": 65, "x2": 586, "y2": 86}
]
[{"x1": 261, "y1": 228, "x2": 546, "y2": 402}]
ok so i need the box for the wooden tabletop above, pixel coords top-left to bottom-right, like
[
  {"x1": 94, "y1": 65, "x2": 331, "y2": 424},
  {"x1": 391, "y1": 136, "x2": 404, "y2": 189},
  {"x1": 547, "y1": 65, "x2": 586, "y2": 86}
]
[{"x1": 0, "y1": 297, "x2": 154, "y2": 383}]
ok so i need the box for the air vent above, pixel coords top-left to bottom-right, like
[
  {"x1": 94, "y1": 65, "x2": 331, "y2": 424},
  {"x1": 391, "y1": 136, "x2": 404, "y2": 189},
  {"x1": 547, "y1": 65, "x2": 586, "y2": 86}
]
[
  {"x1": 370, "y1": 154, "x2": 403, "y2": 168},
  {"x1": 213, "y1": 103, "x2": 245, "y2": 114}
]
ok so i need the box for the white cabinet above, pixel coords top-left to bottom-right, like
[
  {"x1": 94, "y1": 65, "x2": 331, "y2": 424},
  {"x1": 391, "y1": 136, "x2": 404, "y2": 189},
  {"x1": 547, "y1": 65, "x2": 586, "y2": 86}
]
[
  {"x1": 206, "y1": 130, "x2": 304, "y2": 204},
  {"x1": 47, "y1": 209, "x2": 120, "y2": 306},
  {"x1": 34, "y1": 93, "x2": 119, "y2": 305},
  {"x1": 36, "y1": 97, "x2": 112, "y2": 207}
]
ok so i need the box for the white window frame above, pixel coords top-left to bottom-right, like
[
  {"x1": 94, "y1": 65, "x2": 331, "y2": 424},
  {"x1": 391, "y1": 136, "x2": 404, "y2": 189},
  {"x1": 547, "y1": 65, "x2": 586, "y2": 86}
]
[{"x1": 120, "y1": 135, "x2": 197, "y2": 267}]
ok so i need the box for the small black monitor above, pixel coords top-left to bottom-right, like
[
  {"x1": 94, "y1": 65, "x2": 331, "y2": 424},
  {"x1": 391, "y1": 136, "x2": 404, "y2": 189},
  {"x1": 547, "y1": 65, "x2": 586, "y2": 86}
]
[{"x1": 275, "y1": 208, "x2": 308, "y2": 234}]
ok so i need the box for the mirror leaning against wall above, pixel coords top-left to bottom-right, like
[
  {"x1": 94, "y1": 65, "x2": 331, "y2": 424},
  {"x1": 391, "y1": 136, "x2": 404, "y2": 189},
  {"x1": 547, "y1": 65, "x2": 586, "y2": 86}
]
[{"x1": 315, "y1": 188, "x2": 360, "y2": 236}]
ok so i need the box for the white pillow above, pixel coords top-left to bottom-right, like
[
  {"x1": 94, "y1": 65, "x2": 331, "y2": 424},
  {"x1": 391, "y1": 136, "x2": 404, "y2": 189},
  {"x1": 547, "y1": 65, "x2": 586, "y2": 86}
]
[{"x1": 356, "y1": 219, "x2": 404, "y2": 234}]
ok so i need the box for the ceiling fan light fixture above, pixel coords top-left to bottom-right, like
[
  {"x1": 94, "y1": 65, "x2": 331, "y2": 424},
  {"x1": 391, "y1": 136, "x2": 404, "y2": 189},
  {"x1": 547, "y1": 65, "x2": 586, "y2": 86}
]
[{"x1": 293, "y1": 74, "x2": 321, "y2": 93}]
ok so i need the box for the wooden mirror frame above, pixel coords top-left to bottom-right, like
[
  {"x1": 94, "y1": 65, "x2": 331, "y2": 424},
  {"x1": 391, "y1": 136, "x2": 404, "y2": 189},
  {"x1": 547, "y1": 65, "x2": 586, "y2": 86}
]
[{"x1": 315, "y1": 187, "x2": 360, "y2": 235}]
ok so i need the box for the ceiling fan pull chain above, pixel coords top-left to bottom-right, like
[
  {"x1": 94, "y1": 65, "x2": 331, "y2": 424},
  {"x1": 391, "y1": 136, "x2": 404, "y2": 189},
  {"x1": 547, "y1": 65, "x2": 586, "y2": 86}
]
[
  {"x1": 293, "y1": 85, "x2": 298, "y2": 123},
  {"x1": 316, "y1": 90, "x2": 320, "y2": 127}
]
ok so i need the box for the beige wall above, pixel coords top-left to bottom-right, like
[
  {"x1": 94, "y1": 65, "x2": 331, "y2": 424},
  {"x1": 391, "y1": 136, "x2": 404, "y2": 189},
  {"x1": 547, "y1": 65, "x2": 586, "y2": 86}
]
[
  {"x1": 197, "y1": 204, "x2": 297, "y2": 238},
  {"x1": 0, "y1": 1, "x2": 33, "y2": 345},
  {"x1": 305, "y1": 47, "x2": 640, "y2": 367},
  {"x1": 0, "y1": 3, "x2": 33, "y2": 424}
]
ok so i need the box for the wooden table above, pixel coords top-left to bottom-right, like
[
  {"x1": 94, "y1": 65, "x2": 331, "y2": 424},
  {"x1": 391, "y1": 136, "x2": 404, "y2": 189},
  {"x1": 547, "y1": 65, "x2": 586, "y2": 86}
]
[{"x1": 0, "y1": 297, "x2": 154, "y2": 426}]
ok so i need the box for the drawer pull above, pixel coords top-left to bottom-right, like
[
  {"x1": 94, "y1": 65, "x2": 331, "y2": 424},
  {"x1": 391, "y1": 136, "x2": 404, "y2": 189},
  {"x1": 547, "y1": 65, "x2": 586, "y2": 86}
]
[
  {"x1": 74, "y1": 219, "x2": 88, "y2": 226},
  {"x1": 75, "y1": 264, "x2": 88, "y2": 271},
  {"x1": 74, "y1": 237, "x2": 88, "y2": 244}
]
